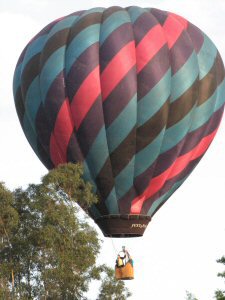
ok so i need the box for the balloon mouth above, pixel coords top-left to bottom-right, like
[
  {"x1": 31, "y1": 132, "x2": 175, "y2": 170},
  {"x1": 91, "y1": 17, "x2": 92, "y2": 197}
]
[{"x1": 95, "y1": 215, "x2": 151, "y2": 238}]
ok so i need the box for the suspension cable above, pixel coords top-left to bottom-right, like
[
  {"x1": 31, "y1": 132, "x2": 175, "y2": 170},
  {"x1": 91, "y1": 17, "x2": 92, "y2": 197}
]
[{"x1": 110, "y1": 235, "x2": 118, "y2": 256}]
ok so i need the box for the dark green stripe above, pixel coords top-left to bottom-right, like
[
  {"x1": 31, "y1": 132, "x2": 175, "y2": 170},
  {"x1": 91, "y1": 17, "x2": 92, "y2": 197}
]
[
  {"x1": 167, "y1": 79, "x2": 199, "y2": 128},
  {"x1": 136, "y1": 101, "x2": 169, "y2": 153},
  {"x1": 197, "y1": 52, "x2": 225, "y2": 106},
  {"x1": 109, "y1": 127, "x2": 136, "y2": 178}
]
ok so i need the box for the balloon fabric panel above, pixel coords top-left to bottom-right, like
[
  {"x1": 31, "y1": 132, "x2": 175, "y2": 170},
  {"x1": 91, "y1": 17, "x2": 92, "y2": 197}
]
[{"x1": 13, "y1": 7, "x2": 225, "y2": 237}]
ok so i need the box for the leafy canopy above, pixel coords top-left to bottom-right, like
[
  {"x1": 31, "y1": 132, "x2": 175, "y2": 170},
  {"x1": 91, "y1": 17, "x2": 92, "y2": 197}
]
[{"x1": 0, "y1": 163, "x2": 131, "y2": 300}]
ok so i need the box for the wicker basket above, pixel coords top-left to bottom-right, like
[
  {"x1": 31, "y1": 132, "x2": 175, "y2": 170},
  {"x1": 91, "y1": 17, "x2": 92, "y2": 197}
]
[{"x1": 115, "y1": 261, "x2": 134, "y2": 280}]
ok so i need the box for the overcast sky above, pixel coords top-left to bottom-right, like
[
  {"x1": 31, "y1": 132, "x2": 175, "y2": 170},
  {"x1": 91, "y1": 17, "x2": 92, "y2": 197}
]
[{"x1": 0, "y1": 1, "x2": 225, "y2": 299}]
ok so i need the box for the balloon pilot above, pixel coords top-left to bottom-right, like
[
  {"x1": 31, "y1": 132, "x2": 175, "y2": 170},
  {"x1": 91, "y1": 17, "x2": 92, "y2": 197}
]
[{"x1": 115, "y1": 246, "x2": 134, "y2": 280}]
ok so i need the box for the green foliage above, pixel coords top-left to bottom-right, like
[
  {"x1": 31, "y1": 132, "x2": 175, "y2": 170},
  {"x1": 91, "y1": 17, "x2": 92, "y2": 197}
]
[
  {"x1": 97, "y1": 266, "x2": 132, "y2": 300},
  {"x1": 0, "y1": 182, "x2": 19, "y2": 297},
  {"x1": 215, "y1": 290, "x2": 225, "y2": 300},
  {"x1": 42, "y1": 163, "x2": 98, "y2": 213},
  {"x1": 217, "y1": 257, "x2": 225, "y2": 279},
  {"x1": 185, "y1": 291, "x2": 198, "y2": 300},
  {"x1": 214, "y1": 256, "x2": 225, "y2": 300},
  {"x1": 0, "y1": 164, "x2": 130, "y2": 299}
]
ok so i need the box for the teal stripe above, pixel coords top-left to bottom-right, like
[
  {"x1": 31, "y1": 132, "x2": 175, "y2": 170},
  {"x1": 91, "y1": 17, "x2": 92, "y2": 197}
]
[
  {"x1": 198, "y1": 34, "x2": 217, "y2": 80},
  {"x1": 13, "y1": 35, "x2": 47, "y2": 96},
  {"x1": 25, "y1": 76, "x2": 42, "y2": 125},
  {"x1": 21, "y1": 35, "x2": 47, "y2": 74},
  {"x1": 82, "y1": 7, "x2": 104, "y2": 16},
  {"x1": 190, "y1": 80, "x2": 225, "y2": 132},
  {"x1": 40, "y1": 46, "x2": 65, "y2": 102},
  {"x1": 22, "y1": 76, "x2": 45, "y2": 165},
  {"x1": 106, "y1": 94, "x2": 137, "y2": 203},
  {"x1": 135, "y1": 128, "x2": 165, "y2": 177},
  {"x1": 160, "y1": 106, "x2": 196, "y2": 153},
  {"x1": 114, "y1": 157, "x2": 135, "y2": 199},
  {"x1": 100, "y1": 10, "x2": 131, "y2": 45},
  {"x1": 147, "y1": 176, "x2": 188, "y2": 216},
  {"x1": 23, "y1": 114, "x2": 38, "y2": 157},
  {"x1": 85, "y1": 126, "x2": 109, "y2": 178},
  {"x1": 106, "y1": 95, "x2": 137, "y2": 153},
  {"x1": 137, "y1": 69, "x2": 171, "y2": 126},
  {"x1": 127, "y1": 6, "x2": 147, "y2": 23},
  {"x1": 171, "y1": 51, "x2": 199, "y2": 102},
  {"x1": 13, "y1": 63, "x2": 22, "y2": 96},
  {"x1": 84, "y1": 128, "x2": 119, "y2": 214},
  {"x1": 48, "y1": 15, "x2": 79, "y2": 39},
  {"x1": 215, "y1": 79, "x2": 225, "y2": 111},
  {"x1": 105, "y1": 188, "x2": 119, "y2": 214},
  {"x1": 65, "y1": 24, "x2": 100, "y2": 75}
]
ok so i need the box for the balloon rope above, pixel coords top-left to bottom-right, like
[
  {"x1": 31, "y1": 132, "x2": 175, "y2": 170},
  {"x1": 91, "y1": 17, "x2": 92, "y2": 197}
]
[{"x1": 110, "y1": 236, "x2": 118, "y2": 256}]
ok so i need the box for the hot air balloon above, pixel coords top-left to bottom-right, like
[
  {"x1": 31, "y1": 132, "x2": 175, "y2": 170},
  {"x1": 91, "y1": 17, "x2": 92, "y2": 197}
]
[{"x1": 13, "y1": 7, "x2": 225, "y2": 241}]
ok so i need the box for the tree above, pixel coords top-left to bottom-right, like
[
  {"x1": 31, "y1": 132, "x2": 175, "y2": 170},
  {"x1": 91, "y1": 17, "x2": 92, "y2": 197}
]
[
  {"x1": 185, "y1": 291, "x2": 199, "y2": 300},
  {"x1": 214, "y1": 256, "x2": 225, "y2": 300},
  {"x1": 0, "y1": 182, "x2": 18, "y2": 298},
  {"x1": 0, "y1": 163, "x2": 131, "y2": 299}
]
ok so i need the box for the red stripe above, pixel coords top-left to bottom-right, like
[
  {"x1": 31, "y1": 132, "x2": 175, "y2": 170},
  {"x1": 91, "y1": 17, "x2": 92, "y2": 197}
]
[
  {"x1": 71, "y1": 66, "x2": 101, "y2": 129},
  {"x1": 131, "y1": 129, "x2": 218, "y2": 214},
  {"x1": 170, "y1": 13, "x2": 188, "y2": 29},
  {"x1": 136, "y1": 24, "x2": 166, "y2": 73},
  {"x1": 50, "y1": 98, "x2": 74, "y2": 166},
  {"x1": 163, "y1": 13, "x2": 188, "y2": 49},
  {"x1": 101, "y1": 41, "x2": 136, "y2": 101}
]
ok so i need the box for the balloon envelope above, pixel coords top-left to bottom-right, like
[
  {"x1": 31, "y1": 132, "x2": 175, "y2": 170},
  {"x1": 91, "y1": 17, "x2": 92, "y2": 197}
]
[{"x1": 13, "y1": 7, "x2": 225, "y2": 237}]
